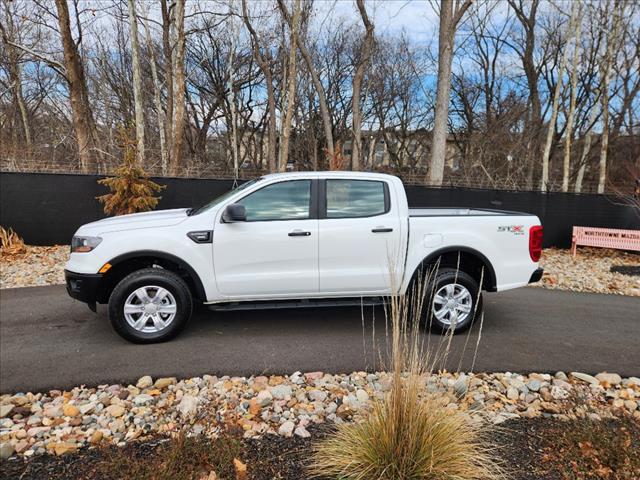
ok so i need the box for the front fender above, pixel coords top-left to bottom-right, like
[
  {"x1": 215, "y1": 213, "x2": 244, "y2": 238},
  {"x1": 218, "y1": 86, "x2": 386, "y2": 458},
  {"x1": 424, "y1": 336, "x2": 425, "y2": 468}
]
[{"x1": 65, "y1": 227, "x2": 214, "y2": 301}]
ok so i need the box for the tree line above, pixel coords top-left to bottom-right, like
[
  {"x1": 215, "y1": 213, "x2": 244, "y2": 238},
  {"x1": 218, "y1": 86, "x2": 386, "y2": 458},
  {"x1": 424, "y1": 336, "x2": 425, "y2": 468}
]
[{"x1": 1, "y1": 0, "x2": 638, "y2": 193}]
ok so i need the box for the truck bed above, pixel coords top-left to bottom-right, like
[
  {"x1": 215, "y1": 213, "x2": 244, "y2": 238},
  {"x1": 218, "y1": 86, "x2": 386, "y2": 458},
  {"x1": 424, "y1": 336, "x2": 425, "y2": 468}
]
[{"x1": 409, "y1": 207, "x2": 528, "y2": 217}]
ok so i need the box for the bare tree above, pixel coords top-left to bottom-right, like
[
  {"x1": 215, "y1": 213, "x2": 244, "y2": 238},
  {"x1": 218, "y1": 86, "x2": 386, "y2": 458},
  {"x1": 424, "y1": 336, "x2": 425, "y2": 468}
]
[
  {"x1": 279, "y1": 0, "x2": 302, "y2": 171},
  {"x1": 242, "y1": 0, "x2": 277, "y2": 172},
  {"x1": 3, "y1": 0, "x2": 637, "y2": 193},
  {"x1": 561, "y1": 3, "x2": 582, "y2": 193},
  {"x1": 160, "y1": 0, "x2": 174, "y2": 166},
  {"x1": 54, "y1": 0, "x2": 99, "y2": 172},
  {"x1": 574, "y1": 97, "x2": 599, "y2": 193},
  {"x1": 226, "y1": 2, "x2": 240, "y2": 178},
  {"x1": 278, "y1": 0, "x2": 335, "y2": 160},
  {"x1": 508, "y1": 0, "x2": 542, "y2": 189},
  {"x1": 428, "y1": 0, "x2": 473, "y2": 186},
  {"x1": 141, "y1": 5, "x2": 168, "y2": 173},
  {"x1": 540, "y1": 0, "x2": 578, "y2": 192},
  {"x1": 350, "y1": 0, "x2": 374, "y2": 171},
  {"x1": 597, "y1": 0, "x2": 623, "y2": 194},
  {"x1": 127, "y1": 0, "x2": 145, "y2": 164},
  {"x1": 169, "y1": 0, "x2": 186, "y2": 175},
  {"x1": 0, "y1": 2, "x2": 32, "y2": 152}
]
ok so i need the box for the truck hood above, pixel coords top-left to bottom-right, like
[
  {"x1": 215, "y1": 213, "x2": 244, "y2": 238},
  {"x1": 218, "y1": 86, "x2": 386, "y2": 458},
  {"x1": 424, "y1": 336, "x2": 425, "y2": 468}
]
[{"x1": 78, "y1": 208, "x2": 189, "y2": 235}]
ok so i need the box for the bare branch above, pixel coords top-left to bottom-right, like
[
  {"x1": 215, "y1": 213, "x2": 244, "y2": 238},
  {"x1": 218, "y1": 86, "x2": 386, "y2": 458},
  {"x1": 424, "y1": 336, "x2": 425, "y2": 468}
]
[{"x1": 6, "y1": 40, "x2": 67, "y2": 78}]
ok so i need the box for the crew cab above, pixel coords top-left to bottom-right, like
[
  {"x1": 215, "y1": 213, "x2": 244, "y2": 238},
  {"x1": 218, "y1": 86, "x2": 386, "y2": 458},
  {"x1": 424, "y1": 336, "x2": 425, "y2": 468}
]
[{"x1": 65, "y1": 172, "x2": 543, "y2": 343}]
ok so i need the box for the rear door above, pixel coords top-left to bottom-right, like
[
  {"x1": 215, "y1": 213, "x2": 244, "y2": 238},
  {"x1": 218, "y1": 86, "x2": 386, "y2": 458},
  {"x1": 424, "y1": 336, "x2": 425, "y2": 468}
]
[
  {"x1": 318, "y1": 178, "x2": 402, "y2": 294},
  {"x1": 213, "y1": 179, "x2": 319, "y2": 298}
]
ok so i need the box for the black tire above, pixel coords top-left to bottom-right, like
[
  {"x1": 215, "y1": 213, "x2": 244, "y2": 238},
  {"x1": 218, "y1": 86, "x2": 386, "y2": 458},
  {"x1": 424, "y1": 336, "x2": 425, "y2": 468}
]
[
  {"x1": 420, "y1": 267, "x2": 481, "y2": 334},
  {"x1": 108, "y1": 268, "x2": 193, "y2": 343}
]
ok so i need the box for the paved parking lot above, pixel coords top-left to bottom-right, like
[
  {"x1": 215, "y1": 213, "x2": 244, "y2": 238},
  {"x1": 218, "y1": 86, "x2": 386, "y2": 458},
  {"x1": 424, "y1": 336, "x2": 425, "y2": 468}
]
[{"x1": 1, "y1": 285, "x2": 639, "y2": 392}]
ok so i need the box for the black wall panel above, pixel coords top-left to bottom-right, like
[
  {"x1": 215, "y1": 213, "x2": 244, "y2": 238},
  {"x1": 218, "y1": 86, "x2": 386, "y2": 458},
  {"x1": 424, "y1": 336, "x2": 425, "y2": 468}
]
[{"x1": 2, "y1": 172, "x2": 638, "y2": 248}]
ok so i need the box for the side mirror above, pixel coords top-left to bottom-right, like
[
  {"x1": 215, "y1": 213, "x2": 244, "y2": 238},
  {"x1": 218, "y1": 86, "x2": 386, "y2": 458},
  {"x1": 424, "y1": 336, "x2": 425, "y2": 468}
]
[{"x1": 222, "y1": 203, "x2": 246, "y2": 223}]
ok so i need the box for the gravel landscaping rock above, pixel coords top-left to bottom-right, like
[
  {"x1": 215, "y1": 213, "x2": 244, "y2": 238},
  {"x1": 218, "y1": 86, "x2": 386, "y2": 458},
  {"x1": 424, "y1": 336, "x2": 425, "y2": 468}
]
[
  {"x1": 1, "y1": 370, "x2": 639, "y2": 459},
  {"x1": 0, "y1": 246, "x2": 68, "y2": 289},
  {"x1": 571, "y1": 372, "x2": 599, "y2": 385},
  {"x1": 532, "y1": 247, "x2": 640, "y2": 296}
]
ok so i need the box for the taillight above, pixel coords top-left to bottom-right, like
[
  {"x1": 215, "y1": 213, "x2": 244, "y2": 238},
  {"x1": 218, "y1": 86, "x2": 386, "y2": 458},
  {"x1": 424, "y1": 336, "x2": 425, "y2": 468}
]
[{"x1": 529, "y1": 225, "x2": 543, "y2": 262}]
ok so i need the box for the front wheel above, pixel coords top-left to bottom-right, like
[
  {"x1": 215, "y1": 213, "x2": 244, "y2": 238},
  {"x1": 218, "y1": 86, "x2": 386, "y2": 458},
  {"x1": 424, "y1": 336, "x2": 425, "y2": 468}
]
[
  {"x1": 423, "y1": 268, "x2": 481, "y2": 334},
  {"x1": 108, "y1": 268, "x2": 193, "y2": 343}
]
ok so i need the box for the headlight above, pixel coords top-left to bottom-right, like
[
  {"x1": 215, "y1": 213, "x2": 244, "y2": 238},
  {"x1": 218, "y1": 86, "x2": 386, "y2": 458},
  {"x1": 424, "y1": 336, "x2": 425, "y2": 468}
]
[{"x1": 71, "y1": 236, "x2": 102, "y2": 253}]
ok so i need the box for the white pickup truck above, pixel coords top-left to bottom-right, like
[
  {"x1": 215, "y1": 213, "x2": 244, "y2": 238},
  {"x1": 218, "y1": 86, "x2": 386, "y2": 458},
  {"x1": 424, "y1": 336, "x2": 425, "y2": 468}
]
[{"x1": 65, "y1": 172, "x2": 543, "y2": 343}]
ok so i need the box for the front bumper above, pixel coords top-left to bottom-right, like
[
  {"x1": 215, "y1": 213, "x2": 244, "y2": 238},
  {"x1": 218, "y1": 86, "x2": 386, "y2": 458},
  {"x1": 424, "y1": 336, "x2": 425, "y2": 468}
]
[
  {"x1": 65, "y1": 270, "x2": 102, "y2": 310},
  {"x1": 528, "y1": 267, "x2": 544, "y2": 284}
]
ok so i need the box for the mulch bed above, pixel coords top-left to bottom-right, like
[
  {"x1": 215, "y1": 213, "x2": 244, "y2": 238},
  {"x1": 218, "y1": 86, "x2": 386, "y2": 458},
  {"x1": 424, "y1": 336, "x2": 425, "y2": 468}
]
[
  {"x1": 2, "y1": 417, "x2": 639, "y2": 480},
  {"x1": 610, "y1": 265, "x2": 640, "y2": 277}
]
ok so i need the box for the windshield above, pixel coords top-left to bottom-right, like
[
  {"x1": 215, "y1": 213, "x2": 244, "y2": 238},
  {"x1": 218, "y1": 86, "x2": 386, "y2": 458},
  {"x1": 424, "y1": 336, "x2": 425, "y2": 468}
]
[{"x1": 189, "y1": 178, "x2": 261, "y2": 215}]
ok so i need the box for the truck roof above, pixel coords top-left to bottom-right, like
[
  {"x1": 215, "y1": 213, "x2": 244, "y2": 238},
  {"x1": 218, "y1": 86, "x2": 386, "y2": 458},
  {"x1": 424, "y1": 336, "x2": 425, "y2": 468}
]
[{"x1": 260, "y1": 171, "x2": 398, "y2": 181}]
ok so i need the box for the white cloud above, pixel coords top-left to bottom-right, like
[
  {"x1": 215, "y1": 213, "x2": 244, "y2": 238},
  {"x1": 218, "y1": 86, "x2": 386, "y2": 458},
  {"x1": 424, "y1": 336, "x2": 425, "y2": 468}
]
[{"x1": 315, "y1": 0, "x2": 438, "y2": 44}]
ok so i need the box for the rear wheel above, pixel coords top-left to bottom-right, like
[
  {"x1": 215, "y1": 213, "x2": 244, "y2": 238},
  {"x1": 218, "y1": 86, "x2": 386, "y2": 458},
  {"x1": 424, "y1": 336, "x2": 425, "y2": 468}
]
[
  {"x1": 108, "y1": 268, "x2": 193, "y2": 343},
  {"x1": 420, "y1": 268, "x2": 481, "y2": 334}
]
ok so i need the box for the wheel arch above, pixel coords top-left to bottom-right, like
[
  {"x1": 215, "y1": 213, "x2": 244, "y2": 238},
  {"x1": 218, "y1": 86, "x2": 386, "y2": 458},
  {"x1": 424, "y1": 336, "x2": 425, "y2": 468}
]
[
  {"x1": 408, "y1": 246, "x2": 497, "y2": 292},
  {"x1": 97, "y1": 250, "x2": 206, "y2": 303}
]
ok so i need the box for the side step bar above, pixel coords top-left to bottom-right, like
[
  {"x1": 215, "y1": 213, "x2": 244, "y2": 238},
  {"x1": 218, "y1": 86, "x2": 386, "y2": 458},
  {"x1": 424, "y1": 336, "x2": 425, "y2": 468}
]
[{"x1": 207, "y1": 297, "x2": 385, "y2": 312}]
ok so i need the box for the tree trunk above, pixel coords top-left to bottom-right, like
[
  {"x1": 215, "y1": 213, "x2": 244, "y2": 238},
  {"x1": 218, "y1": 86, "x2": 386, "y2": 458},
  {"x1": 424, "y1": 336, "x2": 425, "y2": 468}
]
[
  {"x1": 3, "y1": 43, "x2": 32, "y2": 150},
  {"x1": 351, "y1": 0, "x2": 374, "y2": 171},
  {"x1": 160, "y1": 0, "x2": 174, "y2": 166},
  {"x1": 367, "y1": 135, "x2": 377, "y2": 168},
  {"x1": 508, "y1": 0, "x2": 541, "y2": 190},
  {"x1": 540, "y1": 0, "x2": 578, "y2": 192},
  {"x1": 562, "y1": 6, "x2": 582, "y2": 193},
  {"x1": 242, "y1": 0, "x2": 277, "y2": 172},
  {"x1": 141, "y1": 8, "x2": 167, "y2": 174},
  {"x1": 15, "y1": 62, "x2": 31, "y2": 151},
  {"x1": 54, "y1": 0, "x2": 98, "y2": 173},
  {"x1": 127, "y1": 0, "x2": 145, "y2": 164},
  {"x1": 227, "y1": 4, "x2": 239, "y2": 178},
  {"x1": 428, "y1": 0, "x2": 472, "y2": 186},
  {"x1": 277, "y1": 0, "x2": 334, "y2": 160},
  {"x1": 279, "y1": 0, "x2": 301, "y2": 172},
  {"x1": 169, "y1": 0, "x2": 186, "y2": 176},
  {"x1": 0, "y1": 7, "x2": 30, "y2": 154},
  {"x1": 574, "y1": 92, "x2": 601, "y2": 193},
  {"x1": 597, "y1": 2, "x2": 622, "y2": 194},
  {"x1": 574, "y1": 135, "x2": 592, "y2": 194},
  {"x1": 429, "y1": 0, "x2": 454, "y2": 186}
]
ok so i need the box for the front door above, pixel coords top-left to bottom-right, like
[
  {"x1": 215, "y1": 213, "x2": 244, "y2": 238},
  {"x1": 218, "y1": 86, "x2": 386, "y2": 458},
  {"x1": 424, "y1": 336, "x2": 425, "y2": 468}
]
[
  {"x1": 213, "y1": 179, "x2": 319, "y2": 298},
  {"x1": 319, "y1": 178, "x2": 402, "y2": 294}
]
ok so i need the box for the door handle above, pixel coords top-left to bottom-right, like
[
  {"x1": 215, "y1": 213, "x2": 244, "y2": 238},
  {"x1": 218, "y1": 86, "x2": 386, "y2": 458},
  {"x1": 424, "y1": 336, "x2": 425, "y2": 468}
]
[
  {"x1": 288, "y1": 230, "x2": 311, "y2": 237},
  {"x1": 372, "y1": 227, "x2": 393, "y2": 233}
]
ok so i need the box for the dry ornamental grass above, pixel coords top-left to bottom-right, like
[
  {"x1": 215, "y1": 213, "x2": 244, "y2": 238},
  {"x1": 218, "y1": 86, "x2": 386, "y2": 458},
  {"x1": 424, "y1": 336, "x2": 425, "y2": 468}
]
[
  {"x1": 310, "y1": 271, "x2": 504, "y2": 480},
  {"x1": 0, "y1": 227, "x2": 26, "y2": 256}
]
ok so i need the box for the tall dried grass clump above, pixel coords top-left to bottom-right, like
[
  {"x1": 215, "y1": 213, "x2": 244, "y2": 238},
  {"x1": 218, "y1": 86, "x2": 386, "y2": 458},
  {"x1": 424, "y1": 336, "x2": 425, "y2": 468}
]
[
  {"x1": 0, "y1": 226, "x2": 26, "y2": 256},
  {"x1": 310, "y1": 268, "x2": 503, "y2": 480}
]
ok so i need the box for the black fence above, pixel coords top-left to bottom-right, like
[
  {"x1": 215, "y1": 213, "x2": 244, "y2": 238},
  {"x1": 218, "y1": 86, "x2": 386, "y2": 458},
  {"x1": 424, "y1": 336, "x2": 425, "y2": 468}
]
[{"x1": 1, "y1": 172, "x2": 638, "y2": 248}]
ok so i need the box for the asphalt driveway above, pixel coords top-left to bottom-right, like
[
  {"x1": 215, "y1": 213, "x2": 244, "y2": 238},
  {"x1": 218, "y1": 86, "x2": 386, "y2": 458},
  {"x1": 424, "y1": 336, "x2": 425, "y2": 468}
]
[{"x1": 1, "y1": 285, "x2": 638, "y2": 393}]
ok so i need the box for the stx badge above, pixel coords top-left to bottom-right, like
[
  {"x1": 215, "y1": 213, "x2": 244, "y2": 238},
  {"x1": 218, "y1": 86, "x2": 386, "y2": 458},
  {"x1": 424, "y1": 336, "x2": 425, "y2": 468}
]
[{"x1": 498, "y1": 225, "x2": 524, "y2": 235}]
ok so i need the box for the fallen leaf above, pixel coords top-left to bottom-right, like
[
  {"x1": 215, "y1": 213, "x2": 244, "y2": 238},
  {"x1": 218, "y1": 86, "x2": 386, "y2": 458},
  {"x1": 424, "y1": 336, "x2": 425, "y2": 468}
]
[{"x1": 234, "y1": 458, "x2": 247, "y2": 480}]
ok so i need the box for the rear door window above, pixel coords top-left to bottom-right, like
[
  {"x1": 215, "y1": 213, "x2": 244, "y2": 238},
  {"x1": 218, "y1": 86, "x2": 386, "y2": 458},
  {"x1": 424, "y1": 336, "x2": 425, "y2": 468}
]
[{"x1": 325, "y1": 180, "x2": 387, "y2": 218}]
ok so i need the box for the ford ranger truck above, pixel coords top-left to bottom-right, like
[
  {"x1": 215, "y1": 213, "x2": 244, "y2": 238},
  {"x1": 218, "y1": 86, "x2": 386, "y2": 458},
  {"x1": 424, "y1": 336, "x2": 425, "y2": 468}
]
[{"x1": 65, "y1": 172, "x2": 544, "y2": 343}]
